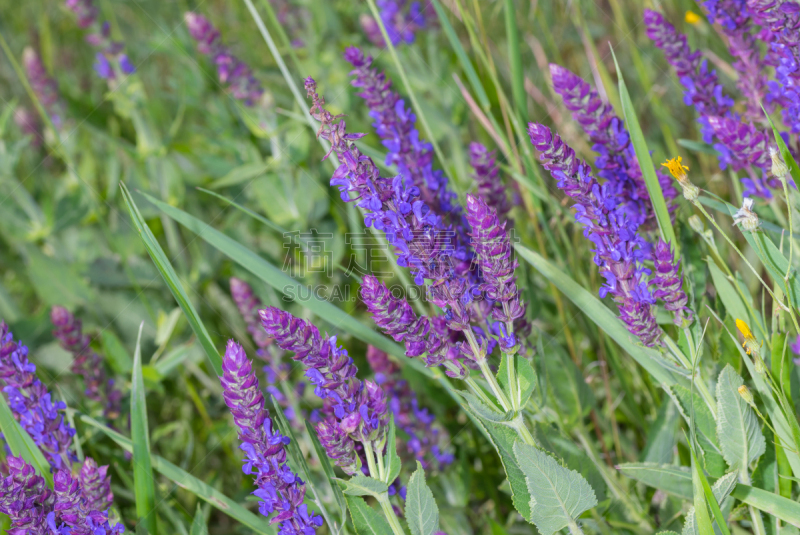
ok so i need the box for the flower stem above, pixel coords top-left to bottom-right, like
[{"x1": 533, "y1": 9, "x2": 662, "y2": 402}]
[{"x1": 377, "y1": 494, "x2": 407, "y2": 535}]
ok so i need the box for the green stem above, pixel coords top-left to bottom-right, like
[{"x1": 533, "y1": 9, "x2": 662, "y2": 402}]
[
  {"x1": 740, "y1": 472, "x2": 767, "y2": 535},
  {"x1": 377, "y1": 494, "x2": 407, "y2": 535},
  {"x1": 566, "y1": 517, "x2": 585, "y2": 535},
  {"x1": 781, "y1": 177, "x2": 794, "y2": 280}
]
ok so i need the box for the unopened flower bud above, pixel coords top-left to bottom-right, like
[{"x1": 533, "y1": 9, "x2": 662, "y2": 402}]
[
  {"x1": 738, "y1": 384, "x2": 754, "y2": 405},
  {"x1": 754, "y1": 355, "x2": 766, "y2": 374},
  {"x1": 770, "y1": 147, "x2": 789, "y2": 180},
  {"x1": 733, "y1": 198, "x2": 760, "y2": 232},
  {"x1": 688, "y1": 215, "x2": 704, "y2": 234},
  {"x1": 662, "y1": 156, "x2": 699, "y2": 201}
]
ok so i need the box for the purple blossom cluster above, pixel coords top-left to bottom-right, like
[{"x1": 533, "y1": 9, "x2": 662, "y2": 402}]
[
  {"x1": 644, "y1": 9, "x2": 774, "y2": 198},
  {"x1": 259, "y1": 307, "x2": 389, "y2": 475},
  {"x1": 549, "y1": 64, "x2": 677, "y2": 231},
  {"x1": 0, "y1": 456, "x2": 123, "y2": 534},
  {"x1": 50, "y1": 306, "x2": 122, "y2": 420},
  {"x1": 344, "y1": 47, "x2": 470, "y2": 262},
  {"x1": 528, "y1": 125, "x2": 662, "y2": 347},
  {"x1": 184, "y1": 12, "x2": 264, "y2": 106},
  {"x1": 64, "y1": 0, "x2": 135, "y2": 81},
  {"x1": 361, "y1": 0, "x2": 426, "y2": 47},
  {"x1": 221, "y1": 341, "x2": 322, "y2": 533},
  {"x1": 747, "y1": 0, "x2": 800, "y2": 132},
  {"x1": 366, "y1": 346, "x2": 453, "y2": 468},
  {"x1": 653, "y1": 240, "x2": 693, "y2": 326},
  {"x1": 22, "y1": 47, "x2": 64, "y2": 130},
  {"x1": 0, "y1": 321, "x2": 75, "y2": 470},
  {"x1": 469, "y1": 143, "x2": 512, "y2": 224}
]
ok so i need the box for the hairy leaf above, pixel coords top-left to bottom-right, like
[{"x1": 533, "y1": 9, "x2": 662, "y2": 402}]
[
  {"x1": 716, "y1": 365, "x2": 765, "y2": 472},
  {"x1": 406, "y1": 461, "x2": 440, "y2": 535},
  {"x1": 345, "y1": 496, "x2": 393, "y2": 535}
]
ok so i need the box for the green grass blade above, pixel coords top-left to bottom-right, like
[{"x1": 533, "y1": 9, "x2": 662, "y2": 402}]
[
  {"x1": 190, "y1": 506, "x2": 208, "y2": 535},
  {"x1": 120, "y1": 184, "x2": 222, "y2": 376},
  {"x1": 131, "y1": 322, "x2": 158, "y2": 535},
  {"x1": 80, "y1": 415, "x2": 276, "y2": 534},
  {"x1": 0, "y1": 393, "x2": 52, "y2": 486},
  {"x1": 504, "y1": 0, "x2": 526, "y2": 118},
  {"x1": 730, "y1": 484, "x2": 800, "y2": 529},
  {"x1": 515, "y1": 244, "x2": 682, "y2": 385},
  {"x1": 610, "y1": 47, "x2": 677, "y2": 257},
  {"x1": 691, "y1": 445, "x2": 731, "y2": 535}
]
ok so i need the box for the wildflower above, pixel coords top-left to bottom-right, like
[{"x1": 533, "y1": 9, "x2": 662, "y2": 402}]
[
  {"x1": 79, "y1": 457, "x2": 114, "y2": 512},
  {"x1": 528, "y1": 124, "x2": 661, "y2": 347},
  {"x1": 22, "y1": 47, "x2": 63, "y2": 130},
  {"x1": 51, "y1": 306, "x2": 122, "y2": 420},
  {"x1": 770, "y1": 146, "x2": 790, "y2": 180},
  {"x1": 220, "y1": 340, "x2": 323, "y2": 533},
  {"x1": 469, "y1": 142, "x2": 512, "y2": 224},
  {"x1": 361, "y1": 0, "x2": 426, "y2": 47},
  {"x1": 662, "y1": 156, "x2": 699, "y2": 201},
  {"x1": 685, "y1": 10, "x2": 702, "y2": 24},
  {"x1": 185, "y1": 12, "x2": 264, "y2": 106},
  {"x1": 0, "y1": 321, "x2": 75, "y2": 470},
  {"x1": 366, "y1": 346, "x2": 454, "y2": 468},
  {"x1": 550, "y1": 64, "x2": 676, "y2": 229},
  {"x1": 736, "y1": 318, "x2": 761, "y2": 355},
  {"x1": 49, "y1": 469, "x2": 124, "y2": 534},
  {"x1": 733, "y1": 198, "x2": 760, "y2": 231},
  {"x1": 653, "y1": 240, "x2": 694, "y2": 326},
  {"x1": 259, "y1": 308, "x2": 390, "y2": 469},
  {"x1": 65, "y1": 0, "x2": 98, "y2": 28},
  {"x1": 77, "y1": 18, "x2": 136, "y2": 83},
  {"x1": 0, "y1": 455, "x2": 53, "y2": 533},
  {"x1": 738, "y1": 384, "x2": 755, "y2": 405},
  {"x1": 706, "y1": 116, "x2": 774, "y2": 197},
  {"x1": 230, "y1": 278, "x2": 273, "y2": 352}
]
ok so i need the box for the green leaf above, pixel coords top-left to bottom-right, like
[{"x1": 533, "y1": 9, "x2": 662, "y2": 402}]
[
  {"x1": 80, "y1": 415, "x2": 276, "y2": 534},
  {"x1": 542, "y1": 345, "x2": 593, "y2": 426},
  {"x1": 100, "y1": 330, "x2": 132, "y2": 374},
  {"x1": 383, "y1": 415, "x2": 401, "y2": 484},
  {"x1": 706, "y1": 259, "x2": 751, "y2": 327},
  {"x1": 611, "y1": 47, "x2": 677, "y2": 253},
  {"x1": 513, "y1": 441, "x2": 597, "y2": 534},
  {"x1": 459, "y1": 391, "x2": 515, "y2": 423},
  {"x1": 131, "y1": 322, "x2": 157, "y2": 535},
  {"x1": 730, "y1": 484, "x2": 800, "y2": 529},
  {"x1": 406, "y1": 461, "x2": 440, "y2": 535},
  {"x1": 763, "y1": 106, "x2": 800, "y2": 194},
  {"x1": 504, "y1": 0, "x2": 526, "y2": 117},
  {"x1": 337, "y1": 474, "x2": 388, "y2": 497},
  {"x1": 641, "y1": 399, "x2": 679, "y2": 464},
  {"x1": 121, "y1": 185, "x2": 222, "y2": 376},
  {"x1": 515, "y1": 244, "x2": 682, "y2": 385},
  {"x1": 535, "y1": 425, "x2": 607, "y2": 503},
  {"x1": 26, "y1": 247, "x2": 94, "y2": 307},
  {"x1": 209, "y1": 162, "x2": 270, "y2": 189},
  {"x1": 345, "y1": 496, "x2": 393, "y2": 535},
  {"x1": 497, "y1": 353, "x2": 536, "y2": 410},
  {"x1": 689, "y1": 446, "x2": 715, "y2": 535},
  {"x1": 683, "y1": 471, "x2": 737, "y2": 535},
  {"x1": 716, "y1": 365, "x2": 766, "y2": 472},
  {"x1": 0, "y1": 390, "x2": 52, "y2": 486},
  {"x1": 617, "y1": 463, "x2": 693, "y2": 499},
  {"x1": 305, "y1": 420, "x2": 348, "y2": 522},
  {"x1": 190, "y1": 506, "x2": 208, "y2": 535},
  {"x1": 666, "y1": 385, "x2": 726, "y2": 477}
]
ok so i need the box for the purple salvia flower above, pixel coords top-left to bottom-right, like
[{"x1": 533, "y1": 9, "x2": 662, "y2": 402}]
[
  {"x1": 703, "y1": 0, "x2": 774, "y2": 123},
  {"x1": 48, "y1": 464, "x2": 124, "y2": 534},
  {"x1": 51, "y1": 306, "x2": 122, "y2": 420},
  {"x1": 221, "y1": 341, "x2": 323, "y2": 533},
  {"x1": 464, "y1": 194, "x2": 526, "y2": 330},
  {"x1": 0, "y1": 321, "x2": 76, "y2": 470},
  {"x1": 258, "y1": 308, "x2": 390, "y2": 462},
  {"x1": 528, "y1": 125, "x2": 662, "y2": 347},
  {"x1": 344, "y1": 47, "x2": 471, "y2": 263},
  {"x1": 0, "y1": 456, "x2": 53, "y2": 535},
  {"x1": 747, "y1": 0, "x2": 800, "y2": 132},
  {"x1": 652, "y1": 240, "x2": 694, "y2": 326},
  {"x1": 361, "y1": 0, "x2": 426, "y2": 47},
  {"x1": 706, "y1": 116, "x2": 776, "y2": 196},
  {"x1": 22, "y1": 47, "x2": 63, "y2": 130},
  {"x1": 469, "y1": 143, "x2": 512, "y2": 224},
  {"x1": 77, "y1": 16, "x2": 136, "y2": 82},
  {"x1": 230, "y1": 277, "x2": 274, "y2": 351},
  {"x1": 366, "y1": 346, "x2": 454, "y2": 468},
  {"x1": 184, "y1": 12, "x2": 264, "y2": 106},
  {"x1": 306, "y1": 77, "x2": 473, "y2": 329},
  {"x1": 79, "y1": 457, "x2": 114, "y2": 513},
  {"x1": 549, "y1": 64, "x2": 677, "y2": 229},
  {"x1": 65, "y1": 0, "x2": 98, "y2": 28}
]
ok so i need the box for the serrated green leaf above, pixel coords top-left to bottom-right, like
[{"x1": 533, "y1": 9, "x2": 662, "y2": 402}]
[
  {"x1": 383, "y1": 415, "x2": 401, "y2": 484},
  {"x1": 406, "y1": 461, "x2": 439, "y2": 535},
  {"x1": 666, "y1": 385, "x2": 726, "y2": 477},
  {"x1": 345, "y1": 496, "x2": 393, "y2": 535},
  {"x1": 497, "y1": 353, "x2": 536, "y2": 410},
  {"x1": 716, "y1": 365, "x2": 765, "y2": 472},
  {"x1": 460, "y1": 391, "x2": 515, "y2": 423},
  {"x1": 190, "y1": 506, "x2": 208, "y2": 535},
  {"x1": 535, "y1": 425, "x2": 607, "y2": 504},
  {"x1": 337, "y1": 474, "x2": 388, "y2": 497},
  {"x1": 515, "y1": 244, "x2": 682, "y2": 385},
  {"x1": 542, "y1": 344, "x2": 593, "y2": 426},
  {"x1": 513, "y1": 441, "x2": 597, "y2": 534},
  {"x1": 80, "y1": 415, "x2": 276, "y2": 534},
  {"x1": 131, "y1": 323, "x2": 157, "y2": 535},
  {"x1": 305, "y1": 420, "x2": 348, "y2": 522}
]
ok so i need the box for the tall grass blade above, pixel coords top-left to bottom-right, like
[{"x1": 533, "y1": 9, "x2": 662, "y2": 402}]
[{"x1": 131, "y1": 322, "x2": 158, "y2": 535}]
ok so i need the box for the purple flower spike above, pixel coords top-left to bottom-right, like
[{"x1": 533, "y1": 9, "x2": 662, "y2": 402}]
[
  {"x1": 230, "y1": 278, "x2": 273, "y2": 350},
  {"x1": 221, "y1": 341, "x2": 322, "y2": 533},
  {"x1": 706, "y1": 116, "x2": 775, "y2": 197},
  {"x1": 549, "y1": 64, "x2": 677, "y2": 228},
  {"x1": 469, "y1": 143, "x2": 512, "y2": 224},
  {"x1": 51, "y1": 306, "x2": 122, "y2": 420},
  {"x1": 0, "y1": 456, "x2": 53, "y2": 534},
  {"x1": 652, "y1": 240, "x2": 694, "y2": 326},
  {"x1": 79, "y1": 457, "x2": 114, "y2": 513},
  {"x1": 367, "y1": 346, "x2": 453, "y2": 468},
  {"x1": 361, "y1": 0, "x2": 426, "y2": 47},
  {"x1": 527, "y1": 124, "x2": 661, "y2": 347},
  {"x1": 259, "y1": 308, "x2": 390, "y2": 459},
  {"x1": 22, "y1": 48, "x2": 63, "y2": 130},
  {"x1": 0, "y1": 321, "x2": 76, "y2": 470},
  {"x1": 464, "y1": 194, "x2": 525, "y2": 326},
  {"x1": 65, "y1": 0, "x2": 98, "y2": 28},
  {"x1": 185, "y1": 12, "x2": 264, "y2": 106}
]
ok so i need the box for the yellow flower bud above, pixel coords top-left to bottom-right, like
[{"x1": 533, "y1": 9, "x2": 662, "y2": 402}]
[{"x1": 738, "y1": 384, "x2": 754, "y2": 405}]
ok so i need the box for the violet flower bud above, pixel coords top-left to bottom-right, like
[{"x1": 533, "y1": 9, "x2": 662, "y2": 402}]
[
  {"x1": 652, "y1": 240, "x2": 694, "y2": 326},
  {"x1": 469, "y1": 142, "x2": 512, "y2": 224},
  {"x1": 0, "y1": 321, "x2": 75, "y2": 470},
  {"x1": 51, "y1": 306, "x2": 122, "y2": 420},
  {"x1": 22, "y1": 47, "x2": 63, "y2": 130},
  {"x1": 79, "y1": 457, "x2": 114, "y2": 513},
  {"x1": 65, "y1": 0, "x2": 98, "y2": 28},
  {"x1": 221, "y1": 340, "x2": 322, "y2": 532}
]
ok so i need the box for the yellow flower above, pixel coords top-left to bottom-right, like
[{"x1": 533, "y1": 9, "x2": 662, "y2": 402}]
[
  {"x1": 685, "y1": 11, "x2": 702, "y2": 24},
  {"x1": 736, "y1": 318, "x2": 760, "y2": 355},
  {"x1": 662, "y1": 157, "x2": 689, "y2": 181}
]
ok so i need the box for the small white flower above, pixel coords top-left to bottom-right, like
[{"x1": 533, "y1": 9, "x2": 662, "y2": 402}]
[
  {"x1": 733, "y1": 197, "x2": 760, "y2": 232},
  {"x1": 770, "y1": 146, "x2": 789, "y2": 180}
]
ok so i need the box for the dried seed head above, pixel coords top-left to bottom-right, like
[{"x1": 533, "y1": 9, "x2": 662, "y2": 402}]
[
  {"x1": 770, "y1": 146, "x2": 789, "y2": 180},
  {"x1": 733, "y1": 198, "x2": 760, "y2": 232}
]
